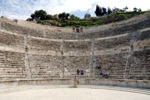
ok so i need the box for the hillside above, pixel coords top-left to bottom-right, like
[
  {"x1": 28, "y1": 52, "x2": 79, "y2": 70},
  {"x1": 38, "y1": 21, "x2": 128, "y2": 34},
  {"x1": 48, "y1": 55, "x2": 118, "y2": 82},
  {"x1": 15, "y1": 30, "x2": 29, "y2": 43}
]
[{"x1": 36, "y1": 11, "x2": 150, "y2": 27}]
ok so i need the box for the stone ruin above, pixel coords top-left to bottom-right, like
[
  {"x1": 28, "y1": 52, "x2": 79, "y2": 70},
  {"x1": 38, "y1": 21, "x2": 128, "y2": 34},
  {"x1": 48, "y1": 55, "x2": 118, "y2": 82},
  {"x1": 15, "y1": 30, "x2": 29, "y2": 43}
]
[{"x1": 0, "y1": 13, "x2": 150, "y2": 88}]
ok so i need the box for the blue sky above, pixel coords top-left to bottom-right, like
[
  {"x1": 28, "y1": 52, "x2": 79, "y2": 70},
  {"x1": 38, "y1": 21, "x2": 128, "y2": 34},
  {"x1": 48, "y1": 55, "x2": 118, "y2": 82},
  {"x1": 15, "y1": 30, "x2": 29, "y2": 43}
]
[{"x1": 0, "y1": 0, "x2": 149, "y2": 20}]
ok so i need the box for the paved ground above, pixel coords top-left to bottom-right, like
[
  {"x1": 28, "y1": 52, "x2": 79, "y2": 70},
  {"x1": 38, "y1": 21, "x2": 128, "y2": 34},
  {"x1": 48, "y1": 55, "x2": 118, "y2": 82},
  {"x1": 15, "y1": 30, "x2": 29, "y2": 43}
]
[{"x1": 0, "y1": 85, "x2": 149, "y2": 100}]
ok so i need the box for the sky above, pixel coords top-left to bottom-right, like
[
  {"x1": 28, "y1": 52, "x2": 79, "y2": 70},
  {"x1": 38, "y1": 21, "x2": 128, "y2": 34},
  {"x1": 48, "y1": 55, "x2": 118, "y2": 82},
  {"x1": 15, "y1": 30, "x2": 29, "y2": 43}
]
[{"x1": 0, "y1": 0, "x2": 149, "y2": 20}]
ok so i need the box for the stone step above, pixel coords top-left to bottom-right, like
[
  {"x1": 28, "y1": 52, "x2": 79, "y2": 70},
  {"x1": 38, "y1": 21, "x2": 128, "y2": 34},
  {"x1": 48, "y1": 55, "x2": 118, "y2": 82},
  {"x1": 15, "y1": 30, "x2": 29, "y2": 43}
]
[
  {"x1": 0, "y1": 67, "x2": 25, "y2": 71},
  {"x1": 6, "y1": 65, "x2": 25, "y2": 67},
  {"x1": 0, "y1": 71, "x2": 27, "y2": 74},
  {"x1": 0, "y1": 63, "x2": 6, "y2": 65},
  {"x1": 6, "y1": 62, "x2": 25, "y2": 64},
  {"x1": 129, "y1": 72, "x2": 150, "y2": 75},
  {"x1": 129, "y1": 70, "x2": 147, "y2": 72},
  {"x1": 6, "y1": 63, "x2": 25, "y2": 65},
  {"x1": 0, "y1": 59, "x2": 5, "y2": 61},
  {"x1": 32, "y1": 75, "x2": 51, "y2": 78},
  {"x1": 0, "y1": 66, "x2": 26, "y2": 68},
  {"x1": 0, "y1": 74, "x2": 26, "y2": 78},
  {"x1": 129, "y1": 69, "x2": 147, "y2": 71},
  {"x1": 0, "y1": 56, "x2": 6, "y2": 58},
  {"x1": 0, "y1": 74, "x2": 26, "y2": 77}
]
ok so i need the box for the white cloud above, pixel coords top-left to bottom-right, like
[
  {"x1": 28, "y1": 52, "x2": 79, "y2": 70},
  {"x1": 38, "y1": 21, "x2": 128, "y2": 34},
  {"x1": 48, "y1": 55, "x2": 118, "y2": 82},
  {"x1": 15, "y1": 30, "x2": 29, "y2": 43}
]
[
  {"x1": 95, "y1": 0, "x2": 150, "y2": 10},
  {"x1": 58, "y1": 0, "x2": 95, "y2": 11},
  {"x1": 0, "y1": 0, "x2": 149, "y2": 20}
]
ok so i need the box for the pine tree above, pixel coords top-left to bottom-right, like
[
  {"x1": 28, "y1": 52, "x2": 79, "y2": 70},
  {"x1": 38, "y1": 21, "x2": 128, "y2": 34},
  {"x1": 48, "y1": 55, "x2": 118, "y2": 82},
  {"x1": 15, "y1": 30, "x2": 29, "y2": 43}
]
[
  {"x1": 95, "y1": 5, "x2": 100, "y2": 16},
  {"x1": 107, "y1": 7, "x2": 112, "y2": 15},
  {"x1": 95, "y1": 5, "x2": 103, "y2": 17},
  {"x1": 102, "y1": 7, "x2": 107, "y2": 15}
]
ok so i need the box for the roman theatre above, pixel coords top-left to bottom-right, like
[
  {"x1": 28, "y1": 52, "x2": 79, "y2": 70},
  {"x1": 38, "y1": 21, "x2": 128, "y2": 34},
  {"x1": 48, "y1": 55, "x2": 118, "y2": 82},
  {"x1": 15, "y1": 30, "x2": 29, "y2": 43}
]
[{"x1": 0, "y1": 12, "x2": 150, "y2": 100}]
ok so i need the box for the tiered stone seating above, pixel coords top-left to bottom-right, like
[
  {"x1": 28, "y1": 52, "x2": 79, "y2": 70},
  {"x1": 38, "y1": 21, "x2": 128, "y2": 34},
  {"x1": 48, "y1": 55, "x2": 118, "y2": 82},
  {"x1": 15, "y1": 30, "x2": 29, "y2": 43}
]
[
  {"x1": 0, "y1": 51, "x2": 27, "y2": 79},
  {"x1": 93, "y1": 53, "x2": 128, "y2": 79},
  {"x1": 0, "y1": 31, "x2": 24, "y2": 48},
  {"x1": 0, "y1": 51, "x2": 6, "y2": 79},
  {"x1": 28, "y1": 54, "x2": 62, "y2": 78},
  {"x1": 140, "y1": 29, "x2": 150, "y2": 40},
  {"x1": 1, "y1": 22, "x2": 44, "y2": 37},
  {"x1": 63, "y1": 56, "x2": 91, "y2": 76},
  {"x1": 0, "y1": 12, "x2": 149, "y2": 82},
  {"x1": 94, "y1": 35, "x2": 130, "y2": 50},
  {"x1": 128, "y1": 50, "x2": 150, "y2": 80},
  {"x1": 63, "y1": 41, "x2": 91, "y2": 51},
  {"x1": 29, "y1": 38, "x2": 60, "y2": 51},
  {"x1": 0, "y1": 12, "x2": 150, "y2": 40}
]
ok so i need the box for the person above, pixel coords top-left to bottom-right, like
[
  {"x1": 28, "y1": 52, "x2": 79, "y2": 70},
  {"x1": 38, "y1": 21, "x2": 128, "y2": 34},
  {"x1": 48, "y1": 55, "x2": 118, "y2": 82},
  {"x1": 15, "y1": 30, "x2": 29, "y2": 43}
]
[
  {"x1": 103, "y1": 72, "x2": 110, "y2": 78},
  {"x1": 93, "y1": 59, "x2": 97, "y2": 62},
  {"x1": 96, "y1": 65, "x2": 101, "y2": 69},
  {"x1": 77, "y1": 69, "x2": 80, "y2": 75},
  {"x1": 74, "y1": 76, "x2": 78, "y2": 88},
  {"x1": 100, "y1": 72, "x2": 103, "y2": 75},
  {"x1": 81, "y1": 70, "x2": 84, "y2": 75}
]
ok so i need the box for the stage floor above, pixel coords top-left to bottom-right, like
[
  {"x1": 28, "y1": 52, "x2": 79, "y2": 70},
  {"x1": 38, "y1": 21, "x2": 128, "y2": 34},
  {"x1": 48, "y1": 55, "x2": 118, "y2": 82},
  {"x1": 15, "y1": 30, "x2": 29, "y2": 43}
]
[{"x1": 0, "y1": 85, "x2": 149, "y2": 100}]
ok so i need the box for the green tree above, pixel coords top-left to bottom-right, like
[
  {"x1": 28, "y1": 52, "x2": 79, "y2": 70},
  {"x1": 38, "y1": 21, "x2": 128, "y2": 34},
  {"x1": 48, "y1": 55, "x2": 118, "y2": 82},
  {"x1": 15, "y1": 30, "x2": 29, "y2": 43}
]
[
  {"x1": 46, "y1": 14, "x2": 53, "y2": 20},
  {"x1": 95, "y1": 5, "x2": 109, "y2": 17},
  {"x1": 58, "y1": 12, "x2": 70, "y2": 19},
  {"x1": 70, "y1": 14, "x2": 80, "y2": 21},
  {"x1": 107, "y1": 7, "x2": 112, "y2": 15},
  {"x1": 138, "y1": 8, "x2": 142, "y2": 11},
  {"x1": 102, "y1": 7, "x2": 107, "y2": 15},
  {"x1": 123, "y1": 6, "x2": 128, "y2": 12},
  {"x1": 95, "y1": 5, "x2": 103, "y2": 17},
  {"x1": 113, "y1": 7, "x2": 124, "y2": 12},
  {"x1": 133, "y1": 7, "x2": 138, "y2": 12},
  {"x1": 31, "y1": 9, "x2": 47, "y2": 20},
  {"x1": 84, "y1": 13, "x2": 91, "y2": 18}
]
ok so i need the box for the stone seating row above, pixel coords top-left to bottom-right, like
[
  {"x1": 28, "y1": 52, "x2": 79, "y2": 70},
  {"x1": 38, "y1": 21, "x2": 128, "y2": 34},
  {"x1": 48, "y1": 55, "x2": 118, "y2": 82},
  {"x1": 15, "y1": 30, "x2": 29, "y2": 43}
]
[
  {"x1": 0, "y1": 31, "x2": 24, "y2": 47},
  {"x1": 1, "y1": 14, "x2": 150, "y2": 40},
  {"x1": 0, "y1": 51, "x2": 27, "y2": 79}
]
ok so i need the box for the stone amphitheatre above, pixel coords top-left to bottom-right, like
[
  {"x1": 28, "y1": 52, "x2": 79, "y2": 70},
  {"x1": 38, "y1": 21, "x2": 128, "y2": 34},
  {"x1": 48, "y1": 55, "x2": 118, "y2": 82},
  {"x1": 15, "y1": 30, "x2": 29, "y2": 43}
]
[{"x1": 0, "y1": 12, "x2": 150, "y2": 100}]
